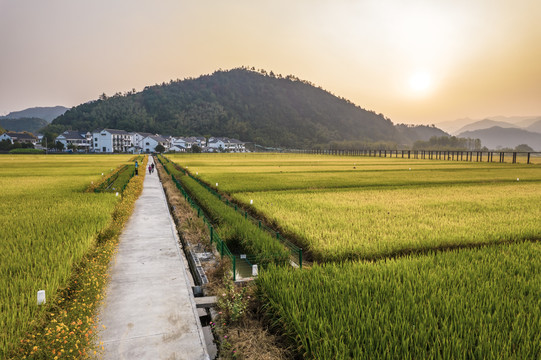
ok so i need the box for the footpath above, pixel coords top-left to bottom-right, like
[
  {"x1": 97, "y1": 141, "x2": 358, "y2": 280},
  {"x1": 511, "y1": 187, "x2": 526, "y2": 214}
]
[{"x1": 97, "y1": 157, "x2": 209, "y2": 360}]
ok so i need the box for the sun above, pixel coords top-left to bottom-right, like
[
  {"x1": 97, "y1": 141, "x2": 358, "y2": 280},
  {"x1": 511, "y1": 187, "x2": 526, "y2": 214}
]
[{"x1": 408, "y1": 71, "x2": 432, "y2": 94}]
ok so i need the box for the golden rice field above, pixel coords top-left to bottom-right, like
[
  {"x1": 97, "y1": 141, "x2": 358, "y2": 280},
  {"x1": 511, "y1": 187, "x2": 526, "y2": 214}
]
[
  {"x1": 167, "y1": 153, "x2": 541, "y2": 358},
  {"x1": 168, "y1": 153, "x2": 541, "y2": 261},
  {"x1": 258, "y1": 242, "x2": 541, "y2": 359},
  {"x1": 171, "y1": 153, "x2": 541, "y2": 192},
  {"x1": 0, "y1": 154, "x2": 133, "y2": 356}
]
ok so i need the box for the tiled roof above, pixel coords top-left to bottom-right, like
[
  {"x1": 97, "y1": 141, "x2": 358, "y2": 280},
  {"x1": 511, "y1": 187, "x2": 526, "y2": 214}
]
[
  {"x1": 60, "y1": 130, "x2": 85, "y2": 140},
  {"x1": 5, "y1": 132, "x2": 37, "y2": 140},
  {"x1": 103, "y1": 129, "x2": 129, "y2": 135},
  {"x1": 147, "y1": 135, "x2": 167, "y2": 142},
  {"x1": 208, "y1": 137, "x2": 244, "y2": 144}
]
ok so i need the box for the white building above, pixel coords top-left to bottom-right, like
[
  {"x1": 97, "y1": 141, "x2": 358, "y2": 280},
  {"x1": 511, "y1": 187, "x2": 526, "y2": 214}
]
[
  {"x1": 133, "y1": 132, "x2": 153, "y2": 148},
  {"x1": 207, "y1": 137, "x2": 246, "y2": 152},
  {"x1": 189, "y1": 136, "x2": 206, "y2": 149},
  {"x1": 0, "y1": 132, "x2": 38, "y2": 145},
  {"x1": 169, "y1": 136, "x2": 206, "y2": 152},
  {"x1": 170, "y1": 137, "x2": 188, "y2": 151},
  {"x1": 92, "y1": 129, "x2": 133, "y2": 153},
  {"x1": 142, "y1": 135, "x2": 169, "y2": 153},
  {"x1": 168, "y1": 145, "x2": 186, "y2": 152},
  {"x1": 227, "y1": 138, "x2": 246, "y2": 152},
  {"x1": 55, "y1": 131, "x2": 92, "y2": 150},
  {"x1": 207, "y1": 137, "x2": 225, "y2": 152},
  {"x1": 0, "y1": 132, "x2": 13, "y2": 144}
]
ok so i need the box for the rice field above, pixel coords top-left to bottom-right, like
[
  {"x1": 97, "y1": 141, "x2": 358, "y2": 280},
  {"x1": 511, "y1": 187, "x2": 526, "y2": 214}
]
[
  {"x1": 235, "y1": 183, "x2": 541, "y2": 261},
  {"x1": 0, "y1": 154, "x2": 134, "y2": 356},
  {"x1": 258, "y1": 242, "x2": 541, "y2": 359},
  {"x1": 168, "y1": 153, "x2": 541, "y2": 358},
  {"x1": 169, "y1": 153, "x2": 541, "y2": 194},
  {"x1": 168, "y1": 153, "x2": 541, "y2": 261}
]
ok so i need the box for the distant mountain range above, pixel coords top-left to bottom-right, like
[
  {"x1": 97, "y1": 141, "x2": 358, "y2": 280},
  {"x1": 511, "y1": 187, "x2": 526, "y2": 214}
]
[
  {"x1": 488, "y1": 116, "x2": 541, "y2": 129},
  {"x1": 436, "y1": 116, "x2": 541, "y2": 151},
  {"x1": 42, "y1": 68, "x2": 445, "y2": 148},
  {"x1": 1, "y1": 106, "x2": 69, "y2": 122},
  {"x1": 455, "y1": 119, "x2": 519, "y2": 134},
  {"x1": 0, "y1": 106, "x2": 69, "y2": 134},
  {"x1": 525, "y1": 120, "x2": 541, "y2": 134},
  {"x1": 459, "y1": 127, "x2": 541, "y2": 151},
  {"x1": 437, "y1": 116, "x2": 541, "y2": 135}
]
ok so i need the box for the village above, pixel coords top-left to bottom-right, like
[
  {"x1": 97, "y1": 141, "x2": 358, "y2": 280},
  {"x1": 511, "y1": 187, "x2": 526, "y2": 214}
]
[{"x1": 0, "y1": 129, "x2": 248, "y2": 153}]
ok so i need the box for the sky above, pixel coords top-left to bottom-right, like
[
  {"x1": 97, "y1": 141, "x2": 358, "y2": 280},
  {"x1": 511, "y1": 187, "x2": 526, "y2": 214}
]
[{"x1": 1, "y1": 0, "x2": 540, "y2": 125}]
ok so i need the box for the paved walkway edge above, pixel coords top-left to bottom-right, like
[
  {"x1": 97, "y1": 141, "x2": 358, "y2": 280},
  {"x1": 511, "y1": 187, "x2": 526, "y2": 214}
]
[
  {"x1": 97, "y1": 156, "x2": 210, "y2": 360},
  {"x1": 161, "y1": 169, "x2": 209, "y2": 355}
]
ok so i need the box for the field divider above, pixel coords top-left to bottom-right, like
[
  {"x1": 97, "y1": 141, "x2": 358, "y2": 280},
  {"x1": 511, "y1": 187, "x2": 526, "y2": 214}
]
[
  {"x1": 90, "y1": 160, "x2": 139, "y2": 194},
  {"x1": 156, "y1": 155, "x2": 238, "y2": 280},
  {"x1": 161, "y1": 155, "x2": 303, "y2": 269}
]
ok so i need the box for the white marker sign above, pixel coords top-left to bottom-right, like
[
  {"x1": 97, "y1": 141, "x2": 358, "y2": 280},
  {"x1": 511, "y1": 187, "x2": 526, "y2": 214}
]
[{"x1": 37, "y1": 290, "x2": 46, "y2": 305}]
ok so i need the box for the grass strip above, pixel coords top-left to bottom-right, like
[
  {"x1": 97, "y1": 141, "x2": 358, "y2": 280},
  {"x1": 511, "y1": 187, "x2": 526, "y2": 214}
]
[{"x1": 161, "y1": 157, "x2": 290, "y2": 265}]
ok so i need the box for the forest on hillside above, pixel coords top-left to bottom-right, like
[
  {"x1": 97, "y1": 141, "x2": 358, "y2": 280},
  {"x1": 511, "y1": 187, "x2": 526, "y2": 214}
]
[
  {"x1": 45, "y1": 68, "x2": 447, "y2": 148},
  {"x1": 0, "y1": 118, "x2": 48, "y2": 134}
]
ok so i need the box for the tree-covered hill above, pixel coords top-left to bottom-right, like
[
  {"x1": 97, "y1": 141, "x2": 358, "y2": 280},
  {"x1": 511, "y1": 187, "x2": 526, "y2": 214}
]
[
  {"x1": 0, "y1": 117, "x2": 49, "y2": 134},
  {"x1": 395, "y1": 124, "x2": 448, "y2": 145},
  {"x1": 46, "y1": 68, "x2": 442, "y2": 148}
]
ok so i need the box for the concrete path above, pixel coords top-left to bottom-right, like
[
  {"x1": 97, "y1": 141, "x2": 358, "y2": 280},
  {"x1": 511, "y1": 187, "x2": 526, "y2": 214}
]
[{"x1": 98, "y1": 156, "x2": 209, "y2": 360}]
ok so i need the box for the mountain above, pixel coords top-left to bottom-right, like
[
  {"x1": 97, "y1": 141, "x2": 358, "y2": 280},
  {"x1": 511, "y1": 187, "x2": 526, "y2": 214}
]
[
  {"x1": 1, "y1": 106, "x2": 69, "y2": 123},
  {"x1": 458, "y1": 127, "x2": 541, "y2": 151},
  {"x1": 525, "y1": 119, "x2": 541, "y2": 134},
  {"x1": 0, "y1": 117, "x2": 49, "y2": 134},
  {"x1": 454, "y1": 119, "x2": 518, "y2": 135},
  {"x1": 488, "y1": 116, "x2": 541, "y2": 128},
  {"x1": 0, "y1": 106, "x2": 69, "y2": 134},
  {"x1": 47, "y1": 68, "x2": 415, "y2": 148},
  {"x1": 435, "y1": 118, "x2": 477, "y2": 134},
  {"x1": 439, "y1": 116, "x2": 541, "y2": 134},
  {"x1": 395, "y1": 124, "x2": 448, "y2": 144},
  {"x1": 2, "y1": 106, "x2": 69, "y2": 123}
]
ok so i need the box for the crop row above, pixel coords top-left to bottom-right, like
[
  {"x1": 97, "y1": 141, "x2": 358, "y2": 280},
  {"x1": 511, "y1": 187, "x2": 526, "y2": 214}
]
[
  {"x1": 168, "y1": 153, "x2": 541, "y2": 261},
  {"x1": 234, "y1": 182, "x2": 541, "y2": 261},
  {"x1": 167, "y1": 153, "x2": 541, "y2": 359},
  {"x1": 160, "y1": 156, "x2": 290, "y2": 264},
  {"x1": 0, "y1": 154, "x2": 134, "y2": 356},
  {"x1": 257, "y1": 242, "x2": 541, "y2": 359},
  {"x1": 168, "y1": 153, "x2": 541, "y2": 193}
]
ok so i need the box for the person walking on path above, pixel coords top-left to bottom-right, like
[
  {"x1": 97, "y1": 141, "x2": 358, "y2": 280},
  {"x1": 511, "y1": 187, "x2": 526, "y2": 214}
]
[{"x1": 148, "y1": 164, "x2": 152, "y2": 174}]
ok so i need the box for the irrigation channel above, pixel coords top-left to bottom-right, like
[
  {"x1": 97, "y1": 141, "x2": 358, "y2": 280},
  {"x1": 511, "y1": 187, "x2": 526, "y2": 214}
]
[{"x1": 156, "y1": 155, "x2": 303, "y2": 281}]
